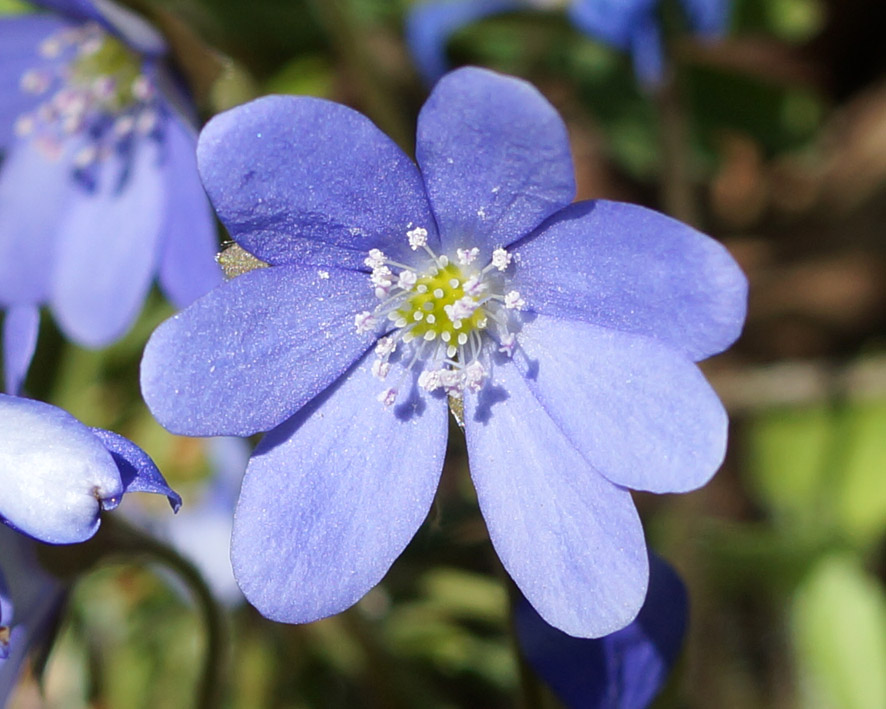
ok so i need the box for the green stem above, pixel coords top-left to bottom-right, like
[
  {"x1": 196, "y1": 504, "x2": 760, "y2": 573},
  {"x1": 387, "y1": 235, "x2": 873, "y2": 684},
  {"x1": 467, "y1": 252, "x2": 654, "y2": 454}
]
[
  {"x1": 653, "y1": 76, "x2": 700, "y2": 227},
  {"x1": 42, "y1": 516, "x2": 227, "y2": 708}
]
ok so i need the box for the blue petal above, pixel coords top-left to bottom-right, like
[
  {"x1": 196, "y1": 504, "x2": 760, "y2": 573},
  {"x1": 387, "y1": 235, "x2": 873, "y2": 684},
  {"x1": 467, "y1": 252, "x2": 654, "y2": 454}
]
[
  {"x1": 141, "y1": 264, "x2": 376, "y2": 437},
  {"x1": 629, "y1": 14, "x2": 665, "y2": 86},
  {"x1": 0, "y1": 527, "x2": 66, "y2": 705},
  {"x1": 197, "y1": 95, "x2": 438, "y2": 271},
  {"x1": 515, "y1": 553, "x2": 688, "y2": 709},
  {"x1": 514, "y1": 315, "x2": 727, "y2": 494},
  {"x1": 0, "y1": 14, "x2": 71, "y2": 148},
  {"x1": 157, "y1": 109, "x2": 222, "y2": 308},
  {"x1": 0, "y1": 136, "x2": 80, "y2": 305},
  {"x1": 0, "y1": 395, "x2": 122, "y2": 544},
  {"x1": 464, "y1": 358, "x2": 648, "y2": 638},
  {"x1": 30, "y1": 0, "x2": 167, "y2": 55},
  {"x1": 50, "y1": 137, "x2": 166, "y2": 348},
  {"x1": 89, "y1": 427, "x2": 181, "y2": 512},
  {"x1": 680, "y1": 0, "x2": 731, "y2": 35},
  {"x1": 416, "y1": 67, "x2": 575, "y2": 255},
  {"x1": 568, "y1": 0, "x2": 656, "y2": 49},
  {"x1": 232, "y1": 352, "x2": 448, "y2": 623},
  {"x1": 512, "y1": 200, "x2": 747, "y2": 362},
  {"x1": 405, "y1": 0, "x2": 521, "y2": 84},
  {"x1": 2, "y1": 305, "x2": 40, "y2": 395}
]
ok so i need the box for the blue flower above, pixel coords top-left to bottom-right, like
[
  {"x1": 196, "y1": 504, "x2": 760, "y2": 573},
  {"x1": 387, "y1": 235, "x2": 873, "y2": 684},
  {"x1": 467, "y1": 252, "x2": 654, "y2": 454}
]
[
  {"x1": 406, "y1": 0, "x2": 731, "y2": 85},
  {"x1": 515, "y1": 553, "x2": 688, "y2": 708},
  {"x1": 0, "y1": 525, "x2": 66, "y2": 705},
  {"x1": 0, "y1": 0, "x2": 222, "y2": 383},
  {"x1": 0, "y1": 393, "x2": 181, "y2": 544},
  {"x1": 141, "y1": 67, "x2": 746, "y2": 637}
]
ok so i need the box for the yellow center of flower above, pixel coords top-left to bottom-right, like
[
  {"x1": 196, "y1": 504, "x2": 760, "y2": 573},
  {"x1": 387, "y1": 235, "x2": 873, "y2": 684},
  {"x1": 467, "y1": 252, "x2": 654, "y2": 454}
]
[
  {"x1": 71, "y1": 34, "x2": 142, "y2": 110},
  {"x1": 397, "y1": 262, "x2": 487, "y2": 344}
]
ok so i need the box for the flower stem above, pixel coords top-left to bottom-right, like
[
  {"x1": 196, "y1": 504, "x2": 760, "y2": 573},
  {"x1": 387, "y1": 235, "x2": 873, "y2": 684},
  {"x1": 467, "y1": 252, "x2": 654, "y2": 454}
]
[
  {"x1": 40, "y1": 516, "x2": 227, "y2": 708},
  {"x1": 653, "y1": 75, "x2": 700, "y2": 227}
]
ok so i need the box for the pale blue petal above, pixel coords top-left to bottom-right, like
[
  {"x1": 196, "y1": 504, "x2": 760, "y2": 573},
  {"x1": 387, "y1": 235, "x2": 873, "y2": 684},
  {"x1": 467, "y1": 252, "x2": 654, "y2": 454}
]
[
  {"x1": 405, "y1": 0, "x2": 521, "y2": 84},
  {"x1": 514, "y1": 315, "x2": 727, "y2": 493},
  {"x1": 464, "y1": 359, "x2": 648, "y2": 638},
  {"x1": 515, "y1": 553, "x2": 688, "y2": 708},
  {"x1": 0, "y1": 136, "x2": 80, "y2": 305},
  {"x1": 0, "y1": 395, "x2": 122, "y2": 544},
  {"x1": 197, "y1": 95, "x2": 438, "y2": 271},
  {"x1": 141, "y1": 264, "x2": 376, "y2": 437},
  {"x1": 3, "y1": 305, "x2": 40, "y2": 395},
  {"x1": 416, "y1": 67, "x2": 575, "y2": 254},
  {"x1": 50, "y1": 137, "x2": 165, "y2": 347},
  {"x1": 157, "y1": 111, "x2": 222, "y2": 308},
  {"x1": 512, "y1": 200, "x2": 747, "y2": 361},
  {"x1": 89, "y1": 427, "x2": 181, "y2": 512},
  {"x1": 0, "y1": 14, "x2": 70, "y2": 148},
  {"x1": 232, "y1": 352, "x2": 448, "y2": 623}
]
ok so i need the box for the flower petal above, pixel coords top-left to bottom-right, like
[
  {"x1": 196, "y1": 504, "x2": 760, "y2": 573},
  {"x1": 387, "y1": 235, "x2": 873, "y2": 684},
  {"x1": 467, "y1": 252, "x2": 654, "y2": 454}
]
[
  {"x1": 88, "y1": 427, "x2": 181, "y2": 512},
  {"x1": 464, "y1": 358, "x2": 648, "y2": 638},
  {"x1": 0, "y1": 527, "x2": 66, "y2": 704},
  {"x1": 157, "y1": 110, "x2": 222, "y2": 308},
  {"x1": 2, "y1": 305, "x2": 40, "y2": 396},
  {"x1": 197, "y1": 95, "x2": 438, "y2": 271},
  {"x1": 514, "y1": 315, "x2": 727, "y2": 494},
  {"x1": 628, "y1": 13, "x2": 665, "y2": 86},
  {"x1": 50, "y1": 137, "x2": 165, "y2": 347},
  {"x1": 567, "y1": 0, "x2": 655, "y2": 49},
  {"x1": 515, "y1": 553, "x2": 688, "y2": 709},
  {"x1": 512, "y1": 200, "x2": 747, "y2": 361},
  {"x1": 232, "y1": 353, "x2": 448, "y2": 623},
  {"x1": 141, "y1": 264, "x2": 375, "y2": 437},
  {"x1": 0, "y1": 137, "x2": 80, "y2": 305},
  {"x1": 0, "y1": 14, "x2": 71, "y2": 148},
  {"x1": 0, "y1": 395, "x2": 122, "y2": 544},
  {"x1": 680, "y1": 0, "x2": 731, "y2": 35},
  {"x1": 405, "y1": 0, "x2": 521, "y2": 84},
  {"x1": 416, "y1": 67, "x2": 575, "y2": 254}
]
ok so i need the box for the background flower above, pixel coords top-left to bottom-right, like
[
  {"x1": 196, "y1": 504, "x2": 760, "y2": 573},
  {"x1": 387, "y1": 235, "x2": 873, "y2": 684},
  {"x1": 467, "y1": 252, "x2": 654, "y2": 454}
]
[
  {"x1": 0, "y1": 0, "x2": 221, "y2": 382},
  {"x1": 406, "y1": 0, "x2": 731, "y2": 85},
  {"x1": 141, "y1": 67, "x2": 745, "y2": 638},
  {"x1": 0, "y1": 393, "x2": 180, "y2": 544},
  {"x1": 515, "y1": 553, "x2": 688, "y2": 708}
]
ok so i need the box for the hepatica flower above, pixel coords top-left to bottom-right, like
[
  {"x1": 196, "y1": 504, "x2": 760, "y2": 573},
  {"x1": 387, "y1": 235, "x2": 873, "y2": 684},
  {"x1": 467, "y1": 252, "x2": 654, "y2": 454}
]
[
  {"x1": 515, "y1": 554, "x2": 688, "y2": 708},
  {"x1": 141, "y1": 67, "x2": 746, "y2": 637},
  {"x1": 0, "y1": 393, "x2": 181, "y2": 544},
  {"x1": 0, "y1": 0, "x2": 221, "y2": 367},
  {"x1": 407, "y1": 0, "x2": 730, "y2": 85}
]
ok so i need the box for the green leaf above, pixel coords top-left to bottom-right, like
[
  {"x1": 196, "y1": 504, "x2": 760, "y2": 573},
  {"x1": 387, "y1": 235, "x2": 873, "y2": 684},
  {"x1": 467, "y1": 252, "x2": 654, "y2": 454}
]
[
  {"x1": 745, "y1": 405, "x2": 832, "y2": 530},
  {"x1": 834, "y1": 401, "x2": 886, "y2": 546},
  {"x1": 792, "y1": 554, "x2": 886, "y2": 709}
]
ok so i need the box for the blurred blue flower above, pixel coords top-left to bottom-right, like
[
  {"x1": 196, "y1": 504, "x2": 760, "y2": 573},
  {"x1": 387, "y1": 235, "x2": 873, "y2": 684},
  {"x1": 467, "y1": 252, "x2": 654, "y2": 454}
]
[
  {"x1": 0, "y1": 0, "x2": 222, "y2": 382},
  {"x1": 406, "y1": 0, "x2": 730, "y2": 85},
  {"x1": 515, "y1": 554, "x2": 688, "y2": 708},
  {"x1": 0, "y1": 393, "x2": 181, "y2": 544},
  {"x1": 141, "y1": 67, "x2": 746, "y2": 637},
  {"x1": 0, "y1": 525, "x2": 66, "y2": 706}
]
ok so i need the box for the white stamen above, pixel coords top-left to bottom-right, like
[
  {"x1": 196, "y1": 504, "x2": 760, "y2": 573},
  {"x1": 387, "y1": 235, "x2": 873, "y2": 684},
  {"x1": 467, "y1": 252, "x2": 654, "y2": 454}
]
[
  {"x1": 378, "y1": 388, "x2": 398, "y2": 407},
  {"x1": 491, "y1": 247, "x2": 512, "y2": 271},
  {"x1": 504, "y1": 290, "x2": 525, "y2": 310},
  {"x1": 397, "y1": 270, "x2": 417, "y2": 290},
  {"x1": 457, "y1": 247, "x2": 479, "y2": 265},
  {"x1": 407, "y1": 226, "x2": 428, "y2": 250},
  {"x1": 463, "y1": 361, "x2": 486, "y2": 393},
  {"x1": 354, "y1": 311, "x2": 377, "y2": 334},
  {"x1": 498, "y1": 333, "x2": 517, "y2": 358},
  {"x1": 463, "y1": 275, "x2": 485, "y2": 297},
  {"x1": 20, "y1": 70, "x2": 50, "y2": 94},
  {"x1": 364, "y1": 248, "x2": 386, "y2": 269},
  {"x1": 371, "y1": 359, "x2": 391, "y2": 380},
  {"x1": 375, "y1": 337, "x2": 396, "y2": 357}
]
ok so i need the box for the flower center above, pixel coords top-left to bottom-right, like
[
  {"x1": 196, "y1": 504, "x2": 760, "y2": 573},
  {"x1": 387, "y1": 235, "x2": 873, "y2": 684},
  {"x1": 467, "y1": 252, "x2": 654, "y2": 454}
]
[
  {"x1": 14, "y1": 23, "x2": 162, "y2": 173},
  {"x1": 355, "y1": 228, "x2": 526, "y2": 407}
]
